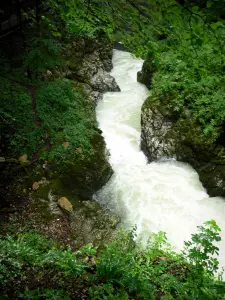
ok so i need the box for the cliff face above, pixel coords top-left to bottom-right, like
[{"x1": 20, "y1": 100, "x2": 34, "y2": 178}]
[{"x1": 138, "y1": 56, "x2": 225, "y2": 197}]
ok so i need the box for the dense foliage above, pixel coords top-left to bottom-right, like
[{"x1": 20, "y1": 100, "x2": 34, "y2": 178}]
[
  {"x1": 0, "y1": 76, "x2": 96, "y2": 161},
  {"x1": 45, "y1": 0, "x2": 225, "y2": 55},
  {"x1": 0, "y1": 221, "x2": 224, "y2": 299},
  {"x1": 146, "y1": 33, "x2": 225, "y2": 144},
  {"x1": 2, "y1": 0, "x2": 225, "y2": 156},
  {"x1": 40, "y1": 0, "x2": 225, "y2": 144},
  {"x1": 1, "y1": 1, "x2": 225, "y2": 298}
]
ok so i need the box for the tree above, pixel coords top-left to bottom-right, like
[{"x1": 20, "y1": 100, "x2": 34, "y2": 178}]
[{"x1": 45, "y1": 0, "x2": 225, "y2": 55}]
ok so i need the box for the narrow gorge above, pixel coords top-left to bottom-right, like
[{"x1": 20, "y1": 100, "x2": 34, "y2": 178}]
[
  {"x1": 1, "y1": 1, "x2": 225, "y2": 297},
  {"x1": 95, "y1": 49, "x2": 225, "y2": 271}
]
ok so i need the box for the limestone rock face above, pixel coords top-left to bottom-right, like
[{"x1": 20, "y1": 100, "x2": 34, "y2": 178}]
[
  {"x1": 69, "y1": 200, "x2": 120, "y2": 246},
  {"x1": 141, "y1": 102, "x2": 175, "y2": 161},
  {"x1": 137, "y1": 52, "x2": 156, "y2": 89},
  {"x1": 90, "y1": 70, "x2": 120, "y2": 92},
  {"x1": 58, "y1": 197, "x2": 73, "y2": 212},
  {"x1": 55, "y1": 132, "x2": 113, "y2": 200}
]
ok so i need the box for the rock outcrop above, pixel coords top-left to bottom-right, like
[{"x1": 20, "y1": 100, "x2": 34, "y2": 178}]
[
  {"x1": 139, "y1": 58, "x2": 225, "y2": 197},
  {"x1": 62, "y1": 35, "x2": 120, "y2": 104}
]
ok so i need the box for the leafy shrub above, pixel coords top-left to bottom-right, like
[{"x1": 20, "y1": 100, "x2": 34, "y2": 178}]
[
  {"x1": 0, "y1": 77, "x2": 40, "y2": 156},
  {"x1": 45, "y1": 243, "x2": 96, "y2": 276},
  {"x1": 0, "y1": 232, "x2": 55, "y2": 285},
  {"x1": 184, "y1": 220, "x2": 221, "y2": 275},
  {"x1": 90, "y1": 222, "x2": 225, "y2": 299},
  {"x1": 36, "y1": 78, "x2": 97, "y2": 162},
  {"x1": 24, "y1": 37, "x2": 62, "y2": 75}
]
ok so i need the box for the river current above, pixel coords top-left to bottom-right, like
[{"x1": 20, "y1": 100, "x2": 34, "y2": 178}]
[{"x1": 94, "y1": 50, "x2": 225, "y2": 270}]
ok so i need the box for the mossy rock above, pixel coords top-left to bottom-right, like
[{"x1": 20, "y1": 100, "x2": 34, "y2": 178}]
[
  {"x1": 48, "y1": 132, "x2": 113, "y2": 199},
  {"x1": 137, "y1": 52, "x2": 156, "y2": 89},
  {"x1": 141, "y1": 97, "x2": 225, "y2": 197}
]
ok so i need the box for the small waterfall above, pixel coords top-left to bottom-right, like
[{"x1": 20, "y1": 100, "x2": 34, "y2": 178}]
[{"x1": 94, "y1": 50, "x2": 225, "y2": 271}]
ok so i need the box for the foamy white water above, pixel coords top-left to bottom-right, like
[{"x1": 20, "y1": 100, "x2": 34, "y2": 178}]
[{"x1": 94, "y1": 50, "x2": 225, "y2": 270}]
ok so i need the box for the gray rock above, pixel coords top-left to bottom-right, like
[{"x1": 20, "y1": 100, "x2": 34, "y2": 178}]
[
  {"x1": 141, "y1": 97, "x2": 225, "y2": 197},
  {"x1": 62, "y1": 36, "x2": 120, "y2": 104},
  {"x1": 90, "y1": 70, "x2": 120, "y2": 92},
  {"x1": 141, "y1": 104, "x2": 175, "y2": 161}
]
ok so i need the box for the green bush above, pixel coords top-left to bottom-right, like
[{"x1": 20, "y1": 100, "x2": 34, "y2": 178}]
[
  {"x1": 90, "y1": 222, "x2": 225, "y2": 299},
  {"x1": 24, "y1": 37, "x2": 62, "y2": 75},
  {"x1": 0, "y1": 77, "x2": 40, "y2": 156},
  {"x1": 19, "y1": 288, "x2": 70, "y2": 299},
  {"x1": 0, "y1": 232, "x2": 55, "y2": 285}
]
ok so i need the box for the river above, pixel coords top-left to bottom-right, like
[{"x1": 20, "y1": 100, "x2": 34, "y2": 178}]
[{"x1": 94, "y1": 49, "x2": 225, "y2": 271}]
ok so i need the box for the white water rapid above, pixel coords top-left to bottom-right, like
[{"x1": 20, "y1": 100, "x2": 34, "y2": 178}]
[{"x1": 94, "y1": 50, "x2": 225, "y2": 270}]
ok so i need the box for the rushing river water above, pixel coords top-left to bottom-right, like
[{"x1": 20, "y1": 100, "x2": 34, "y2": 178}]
[{"x1": 94, "y1": 49, "x2": 225, "y2": 270}]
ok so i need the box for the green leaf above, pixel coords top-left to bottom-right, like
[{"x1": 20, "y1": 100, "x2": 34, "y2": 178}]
[
  {"x1": 192, "y1": 6, "x2": 199, "y2": 12},
  {"x1": 183, "y1": 32, "x2": 191, "y2": 39}
]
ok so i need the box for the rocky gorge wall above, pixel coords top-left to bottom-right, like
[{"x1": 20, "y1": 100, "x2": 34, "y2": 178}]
[{"x1": 138, "y1": 56, "x2": 225, "y2": 198}]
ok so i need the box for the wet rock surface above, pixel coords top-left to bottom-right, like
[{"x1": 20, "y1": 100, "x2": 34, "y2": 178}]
[
  {"x1": 141, "y1": 97, "x2": 225, "y2": 197},
  {"x1": 62, "y1": 36, "x2": 120, "y2": 104},
  {"x1": 138, "y1": 54, "x2": 225, "y2": 198}
]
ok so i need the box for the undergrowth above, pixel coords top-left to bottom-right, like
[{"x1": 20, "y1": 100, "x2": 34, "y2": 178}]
[
  {"x1": 0, "y1": 220, "x2": 224, "y2": 299},
  {"x1": 0, "y1": 76, "x2": 97, "y2": 162}
]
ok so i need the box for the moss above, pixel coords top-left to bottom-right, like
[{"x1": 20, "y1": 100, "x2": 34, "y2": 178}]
[
  {"x1": 137, "y1": 52, "x2": 156, "y2": 88},
  {"x1": 34, "y1": 184, "x2": 50, "y2": 200},
  {"x1": 50, "y1": 179, "x2": 64, "y2": 194},
  {"x1": 30, "y1": 199, "x2": 54, "y2": 221}
]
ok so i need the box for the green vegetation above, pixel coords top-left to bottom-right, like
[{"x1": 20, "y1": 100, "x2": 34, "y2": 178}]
[
  {"x1": 46, "y1": 1, "x2": 225, "y2": 54},
  {"x1": 0, "y1": 77, "x2": 96, "y2": 161},
  {"x1": 36, "y1": 79, "x2": 96, "y2": 162},
  {"x1": 0, "y1": 221, "x2": 224, "y2": 299},
  {"x1": 41, "y1": 0, "x2": 225, "y2": 144},
  {"x1": 1, "y1": 1, "x2": 225, "y2": 298},
  {"x1": 24, "y1": 37, "x2": 62, "y2": 76},
  {"x1": 142, "y1": 28, "x2": 225, "y2": 144},
  {"x1": 2, "y1": 0, "x2": 225, "y2": 158}
]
